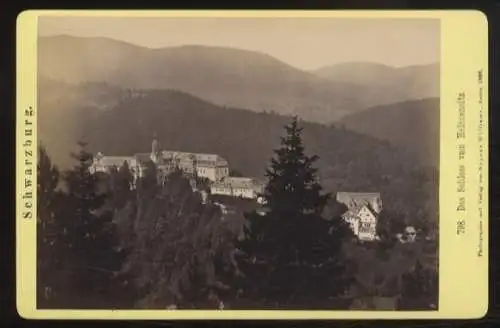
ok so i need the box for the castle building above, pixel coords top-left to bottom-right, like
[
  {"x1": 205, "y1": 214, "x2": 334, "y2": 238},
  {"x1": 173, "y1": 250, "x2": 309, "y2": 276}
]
[
  {"x1": 210, "y1": 177, "x2": 265, "y2": 199},
  {"x1": 89, "y1": 140, "x2": 272, "y2": 199},
  {"x1": 161, "y1": 151, "x2": 229, "y2": 182},
  {"x1": 336, "y1": 192, "x2": 382, "y2": 241},
  {"x1": 89, "y1": 154, "x2": 137, "y2": 175},
  {"x1": 90, "y1": 139, "x2": 230, "y2": 183}
]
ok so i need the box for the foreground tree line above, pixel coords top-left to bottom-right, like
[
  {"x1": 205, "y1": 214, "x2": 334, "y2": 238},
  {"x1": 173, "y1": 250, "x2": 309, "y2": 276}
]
[{"x1": 37, "y1": 117, "x2": 437, "y2": 310}]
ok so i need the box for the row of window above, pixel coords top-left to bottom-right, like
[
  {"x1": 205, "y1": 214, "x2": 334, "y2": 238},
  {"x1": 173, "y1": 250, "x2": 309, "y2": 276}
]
[
  {"x1": 360, "y1": 222, "x2": 374, "y2": 229},
  {"x1": 95, "y1": 164, "x2": 232, "y2": 181},
  {"x1": 212, "y1": 187, "x2": 253, "y2": 194}
]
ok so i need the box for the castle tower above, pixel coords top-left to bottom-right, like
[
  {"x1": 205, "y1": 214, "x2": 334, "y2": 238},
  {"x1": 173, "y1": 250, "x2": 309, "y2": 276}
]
[{"x1": 151, "y1": 138, "x2": 162, "y2": 164}]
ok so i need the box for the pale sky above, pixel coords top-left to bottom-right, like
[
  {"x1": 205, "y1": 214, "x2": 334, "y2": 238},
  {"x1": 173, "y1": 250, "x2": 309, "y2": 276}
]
[{"x1": 38, "y1": 16, "x2": 440, "y2": 70}]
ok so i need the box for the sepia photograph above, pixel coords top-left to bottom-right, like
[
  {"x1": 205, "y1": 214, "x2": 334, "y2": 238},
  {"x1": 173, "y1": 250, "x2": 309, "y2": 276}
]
[{"x1": 35, "y1": 15, "x2": 440, "y2": 311}]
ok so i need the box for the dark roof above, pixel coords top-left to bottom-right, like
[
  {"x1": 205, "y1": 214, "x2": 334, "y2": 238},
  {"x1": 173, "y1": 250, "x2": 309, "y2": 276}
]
[
  {"x1": 341, "y1": 199, "x2": 379, "y2": 221},
  {"x1": 336, "y1": 192, "x2": 382, "y2": 212},
  {"x1": 363, "y1": 202, "x2": 379, "y2": 217}
]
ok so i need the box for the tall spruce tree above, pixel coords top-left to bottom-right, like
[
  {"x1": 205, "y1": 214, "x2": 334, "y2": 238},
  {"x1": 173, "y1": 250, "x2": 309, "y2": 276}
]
[
  {"x1": 232, "y1": 116, "x2": 355, "y2": 309},
  {"x1": 60, "y1": 140, "x2": 131, "y2": 308},
  {"x1": 263, "y1": 116, "x2": 328, "y2": 215},
  {"x1": 109, "y1": 161, "x2": 134, "y2": 210},
  {"x1": 37, "y1": 145, "x2": 65, "y2": 307}
]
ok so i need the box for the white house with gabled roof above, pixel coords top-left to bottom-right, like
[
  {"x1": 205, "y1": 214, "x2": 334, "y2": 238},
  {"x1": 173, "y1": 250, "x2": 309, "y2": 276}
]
[{"x1": 336, "y1": 192, "x2": 382, "y2": 241}]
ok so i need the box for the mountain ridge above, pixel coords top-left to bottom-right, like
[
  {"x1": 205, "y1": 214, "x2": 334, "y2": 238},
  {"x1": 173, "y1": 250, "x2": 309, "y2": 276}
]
[
  {"x1": 311, "y1": 62, "x2": 440, "y2": 101},
  {"x1": 38, "y1": 35, "x2": 439, "y2": 123}
]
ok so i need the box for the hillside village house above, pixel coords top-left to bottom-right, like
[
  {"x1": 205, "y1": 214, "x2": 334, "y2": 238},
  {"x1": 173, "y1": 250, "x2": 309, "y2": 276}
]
[
  {"x1": 336, "y1": 192, "x2": 382, "y2": 241},
  {"x1": 90, "y1": 139, "x2": 263, "y2": 200}
]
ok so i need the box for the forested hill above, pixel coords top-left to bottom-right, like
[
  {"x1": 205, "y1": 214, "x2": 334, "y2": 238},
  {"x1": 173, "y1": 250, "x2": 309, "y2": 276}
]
[
  {"x1": 78, "y1": 89, "x2": 419, "y2": 182},
  {"x1": 337, "y1": 98, "x2": 440, "y2": 167},
  {"x1": 38, "y1": 84, "x2": 438, "y2": 231}
]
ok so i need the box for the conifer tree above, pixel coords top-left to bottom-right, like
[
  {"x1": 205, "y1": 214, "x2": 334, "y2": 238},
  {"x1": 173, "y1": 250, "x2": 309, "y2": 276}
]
[
  {"x1": 376, "y1": 209, "x2": 405, "y2": 248},
  {"x1": 136, "y1": 159, "x2": 158, "y2": 196},
  {"x1": 232, "y1": 116, "x2": 355, "y2": 309},
  {"x1": 37, "y1": 145, "x2": 65, "y2": 307},
  {"x1": 128, "y1": 170, "x2": 234, "y2": 309},
  {"x1": 60, "y1": 140, "x2": 131, "y2": 308},
  {"x1": 109, "y1": 161, "x2": 134, "y2": 210},
  {"x1": 263, "y1": 116, "x2": 329, "y2": 215}
]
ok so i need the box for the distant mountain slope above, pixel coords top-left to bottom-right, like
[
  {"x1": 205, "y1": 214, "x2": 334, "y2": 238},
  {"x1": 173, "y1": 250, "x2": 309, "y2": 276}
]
[
  {"x1": 38, "y1": 35, "x2": 436, "y2": 123},
  {"x1": 313, "y1": 62, "x2": 397, "y2": 85},
  {"x1": 312, "y1": 62, "x2": 440, "y2": 101},
  {"x1": 37, "y1": 76, "x2": 130, "y2": 168},
  {"x1": 337, "y1": 98, "x2": 440, "y2": 167},
  {"x1": 38, "y1": 82, "x2": 438, "y2": 231}
]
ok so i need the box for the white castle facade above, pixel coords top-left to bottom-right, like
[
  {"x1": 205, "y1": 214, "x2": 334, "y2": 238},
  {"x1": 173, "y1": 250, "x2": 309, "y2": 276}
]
[{"x1": 89, "y1": 139, "x2": 264, "y2": 199}]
